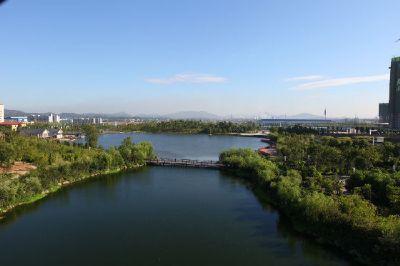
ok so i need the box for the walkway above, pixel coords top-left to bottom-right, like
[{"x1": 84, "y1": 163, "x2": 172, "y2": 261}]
[{"x1": 146, "y1": 158, "x2": 224, "y2": 169}]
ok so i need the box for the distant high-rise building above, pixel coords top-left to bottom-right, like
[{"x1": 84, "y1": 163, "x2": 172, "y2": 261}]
[
  {"x1": 72, "y1": 117, "x2": 103, "y2": 125},
  {"x1": 389, "y1": 57, "x2": 400, "y2": 128},
  {"x1": 379, "y1": 103, "x2": 389, "y2": 123},
  {"x1": 37, "y1": 113, "x2": 61, "y2": 123},
  {"x1": 0, "y1": 103, "x2": 4, "y2": 123},
  {"x1": 53, "y1": 114, "x2": 61, "y2": 123},
  {"x1": 94, "y1": 117, "x2": 103, "y2": 124}
]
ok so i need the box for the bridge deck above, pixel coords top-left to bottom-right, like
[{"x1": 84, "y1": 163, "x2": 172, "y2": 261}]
[{"x1": 147, "y1": 158, "x2": 224, "y2": 169}]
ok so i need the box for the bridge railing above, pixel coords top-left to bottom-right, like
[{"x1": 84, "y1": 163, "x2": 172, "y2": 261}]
[
  {"x1": 149, "y1": 158, "x2": 220, "y2": 163},
  {"x1": 146, "y1": 158, "x2": 223, "y2": 168}
]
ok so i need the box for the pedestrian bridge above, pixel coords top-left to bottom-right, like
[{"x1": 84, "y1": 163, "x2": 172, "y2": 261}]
[{"x1": 146, "y1": 158, "x2": 224, "y2": 169}]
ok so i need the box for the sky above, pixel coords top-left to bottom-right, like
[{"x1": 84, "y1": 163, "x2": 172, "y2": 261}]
[{"x1": 0, "y1": 0, "x2": 399, "y2": 118}]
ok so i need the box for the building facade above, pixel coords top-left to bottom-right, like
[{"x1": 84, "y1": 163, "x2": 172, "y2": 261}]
[
  {"x1": 379, "y1": 103, "x2": 389, "y2": 123},
  {"x1": 73, "y1": 117, "x2": 103, "y2": 125},
  {"x1": 20, "y1": 129, "x2": 50, "y2": 138},
  {"x1": 259, "y1": 118, "x2": 331, "y2": 127},
  {"x1": 389, "y1": 57, "x2": 400, "y2": 128},
  {"x1": 37, "y1": 113, "x2": 61, "y2": 123},
  {"x1": 20, "y1": 128, "x2": 63, "y2": 139},
  {"x1": 6, "y1": 116, "x2": 29, "y2": 123},
  {"x1": 0, "y1": 103, "x2": 4, "y2": 123},
  {"x1": 0, "y1": 121, "x2": 25, "y2": 131},
  {"x1": 48, "y1": 129, "x2": 63, "y2": 139},
  {"x1": 53, "y1": 114, "x2": 61, "y2": 123}
]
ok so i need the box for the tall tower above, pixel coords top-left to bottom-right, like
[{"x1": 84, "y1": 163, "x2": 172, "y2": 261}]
[
  {"x1": 0, "y1": 103, "x2": 4, "y2": 123},
  {"x1": 389, "y1": 57, "x2": 400, "y2": 128}
]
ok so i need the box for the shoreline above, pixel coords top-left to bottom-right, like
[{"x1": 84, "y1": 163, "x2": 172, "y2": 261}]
[
  {"x1": 0, "y1": 161, "x2": 376, "y2": 264},
  {"x1": 0, "y1": 166, "x2": 141, "y2": 220},
  {"x1": 100, "y1": 130, "x2": 268, "y2": 138},
  {"x1": 221, "y1": 167, "x2": 371, "y2": 265}
]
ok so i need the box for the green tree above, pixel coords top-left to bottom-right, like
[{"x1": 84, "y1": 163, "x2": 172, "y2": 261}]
[
  {"x1": 0, "y1": 142, "x2": 15, "y2": 167},
  {"x1": 83, "y1": 125, "x2": 99, "y2": 148}
]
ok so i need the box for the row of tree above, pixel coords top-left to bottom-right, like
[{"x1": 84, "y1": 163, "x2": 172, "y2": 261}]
[
  {"x1": 277, "y1": 134, "x2": 399, "y2": 174},
  {"x1": 102, "y1": 120, "x2": 260, "y2": 134},
  {"x1": 19, "y1": 120, "x2": 260, "y2": 135},
  {"x1": 273, "y1": 124, "x2": 391, "y2": 136}
]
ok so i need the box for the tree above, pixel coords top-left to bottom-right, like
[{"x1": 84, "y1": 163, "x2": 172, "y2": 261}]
[
  {"x1": 0, "y1": 142, "x2": 15, "y2": 167},
  {"x1": 387, "y1": 184, "x2": 400, "y2": 213},
  {"x1": 83, "y1": 125, "x2": 99, "y2": 148}
]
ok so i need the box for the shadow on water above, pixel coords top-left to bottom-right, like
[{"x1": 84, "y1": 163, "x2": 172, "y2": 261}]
[
  {"x1": 206, "y1": 171, "x2": 353, "y2": 265},
  {"x1": 0, "y1": 167, "x2": 149, "y2": 226},
  {"x1": 212, "y1": 171, "x2": 354, "y2": 265},
  {"x1": 245, "y1": 183, "x2": 358, "y2": 265}
]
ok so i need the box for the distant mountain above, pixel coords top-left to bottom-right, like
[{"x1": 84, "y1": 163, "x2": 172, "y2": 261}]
[
  {"x1": 4, "y1": 109, "x2": 29, "y2": 117},
  {"x1": 107, "y1": 112, "x2": 133, "y2": 118},
  {"x1": 4, "y1": 109, "x2": 133, "y2": 119},
  {"x1": 135, "y1": 111, "x2": 221, "y2": 120},
  {"x1": 5, "y1": 109, "x2": 326, "y2": 121},
  {"x1": 163, "y1": 111, "x2": 222, "y2": 120},
  {"x1": 266, "y1": 113, "x2": 325, "y2": 120},
  {"x1": 135, "y1": 113, "x2": 163, "y2": 119},
  {"x1": 59, "y1": 112, "x2": 133, "y2": 119},
  {"x1": 287, "y1": 113, "x2": 326, "y2": 120}
]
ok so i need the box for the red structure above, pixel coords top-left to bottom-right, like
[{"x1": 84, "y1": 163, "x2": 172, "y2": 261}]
[{"x1": 0, "y1": 121, "x2": 25, "y2": 131}]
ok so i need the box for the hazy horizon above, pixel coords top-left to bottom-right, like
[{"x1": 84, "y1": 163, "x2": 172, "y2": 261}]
[
  {"x1": 2, "y1": 107, "x2": 378, "y2": 120},
  {"x1": 1, "y1": 0, "x2": 399, "y2": 117}
]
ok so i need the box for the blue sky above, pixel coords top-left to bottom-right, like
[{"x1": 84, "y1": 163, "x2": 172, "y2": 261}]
[{"x1": 0, "y1": 0, "x2": 399, "y2": 118}]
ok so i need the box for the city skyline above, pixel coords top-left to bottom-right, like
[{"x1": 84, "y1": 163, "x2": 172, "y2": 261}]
[{"x1": 1, "y1": 0, "x2": 399, "y2": 117}]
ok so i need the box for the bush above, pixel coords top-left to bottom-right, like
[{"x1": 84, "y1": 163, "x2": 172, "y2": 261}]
[{"x1": 220, "y1": 146, "x2": 400, "y2": 264}]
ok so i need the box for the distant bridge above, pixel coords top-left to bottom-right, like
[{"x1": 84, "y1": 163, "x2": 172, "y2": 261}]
[{"x1": 146, "y1": 158, "x2": 224, "y2": 169}]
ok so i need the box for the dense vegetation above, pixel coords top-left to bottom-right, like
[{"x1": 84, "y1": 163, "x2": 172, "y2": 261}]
[
  {"x1": 82, "y1": 125, "x2": 100, "y2": 148},
  {"x1": 273, "y1": 124, "x2": 390, "y2": 136},
  {"x1": 220, "y1": 134, "x2": 400, "y2": 265},
  {"x1": 0, "y1": 132, "x2": 155, "y2": 213},
  {"x1": 60, "y1": 120, "x2": 260, "y2": 134}
]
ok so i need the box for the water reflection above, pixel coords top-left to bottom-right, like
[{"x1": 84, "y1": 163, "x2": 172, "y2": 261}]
[
  {"x1": 249, "y1": 184, "x2": 352, "y2": 266},
  {"x1": 99, "y1": 132, "x2": 265, "y2": 160}
]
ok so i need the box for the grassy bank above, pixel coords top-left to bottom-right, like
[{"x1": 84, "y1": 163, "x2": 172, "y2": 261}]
[{"x1": 0, "y1": 167, "x2": 127, "y2": 217}]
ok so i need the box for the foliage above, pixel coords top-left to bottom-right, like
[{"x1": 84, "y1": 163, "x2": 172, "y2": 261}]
[
  {"x1": 220, "y1": 148, "x2": 278, "y2": 183},
  {"x1": 0, "y1": 142, "x2": 15, "y2": 167},
  {"x1": 0, "y1": 134, "x2": 155, "y2": 211},
  {"x1": 101, "y1": 120, "x2": 260, "y2": 134},
  {"x1": 82, "y1": 125, "x2": 99, "y2": 148},
  {"x1": 220, "y1": 146, "x2": 400, "y2": 265}
]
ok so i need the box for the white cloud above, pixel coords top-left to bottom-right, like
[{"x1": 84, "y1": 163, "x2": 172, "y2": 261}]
[
  {"x1": 292, "y1": 74, "x2": 390, "y2": 91},
  {"x1": 145, "y1": 73, "x2": 227, "y2": 85},
  {"x1": 285, "y1": 75, "x2": 324, "y2": 82}
]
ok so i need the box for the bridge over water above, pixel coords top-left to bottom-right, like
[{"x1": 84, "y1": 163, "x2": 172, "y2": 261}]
[{"x1": 146, "y1": 158, "x2": 224, "y2": 169}]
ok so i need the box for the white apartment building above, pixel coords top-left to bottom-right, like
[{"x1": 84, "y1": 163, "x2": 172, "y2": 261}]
[
  {"x1": 46, "y1": 113, "x2": 61, "y2": 123},
  {"x1": 53, "y1": 114, "x2": 61, "y2": 123},
  {"x1": 0, "y1": 103, "x2": 4, "y2": 123}
]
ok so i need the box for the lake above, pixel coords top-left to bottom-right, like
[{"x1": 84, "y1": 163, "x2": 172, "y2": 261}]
[
  {"x1": 99, "y1": 132, "x2": 267, "y2": 160},
  {"x1": 0, "y1": 133, "x2": 349, "y2": 265}
]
